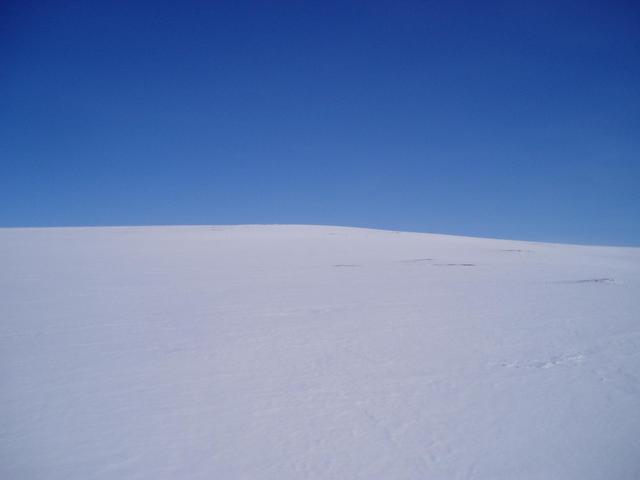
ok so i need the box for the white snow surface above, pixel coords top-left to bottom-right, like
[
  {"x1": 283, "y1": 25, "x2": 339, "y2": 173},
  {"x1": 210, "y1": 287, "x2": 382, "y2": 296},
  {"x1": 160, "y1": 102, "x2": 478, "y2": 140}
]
[{"x1": 2, "y1": 225, "x2": 640, "y2": 479}]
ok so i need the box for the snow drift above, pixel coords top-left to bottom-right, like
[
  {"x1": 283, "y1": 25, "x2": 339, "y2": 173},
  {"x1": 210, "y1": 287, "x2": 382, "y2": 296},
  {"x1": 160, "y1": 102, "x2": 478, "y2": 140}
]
[{"x1": 1, "y1": 225, "x2": 639, "y2": 479}]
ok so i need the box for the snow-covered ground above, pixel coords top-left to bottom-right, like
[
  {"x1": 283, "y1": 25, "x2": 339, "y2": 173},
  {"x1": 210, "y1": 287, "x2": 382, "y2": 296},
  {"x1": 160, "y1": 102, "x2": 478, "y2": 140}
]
[{"x1": 2, "y1": 225, "x2": 639, "y2": 479}]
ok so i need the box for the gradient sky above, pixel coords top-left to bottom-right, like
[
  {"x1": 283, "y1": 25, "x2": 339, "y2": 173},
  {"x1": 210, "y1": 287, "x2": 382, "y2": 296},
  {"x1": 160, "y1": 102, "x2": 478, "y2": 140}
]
[{"x1": 2, "y1": 0, "x2": 639, "y2": 245}]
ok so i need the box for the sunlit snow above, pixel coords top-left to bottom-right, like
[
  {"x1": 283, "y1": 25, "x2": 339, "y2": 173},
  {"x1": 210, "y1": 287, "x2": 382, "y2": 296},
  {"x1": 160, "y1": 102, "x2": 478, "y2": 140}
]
[{"x1": 2, "y1": 225, "x2": 639, "y2": 479}]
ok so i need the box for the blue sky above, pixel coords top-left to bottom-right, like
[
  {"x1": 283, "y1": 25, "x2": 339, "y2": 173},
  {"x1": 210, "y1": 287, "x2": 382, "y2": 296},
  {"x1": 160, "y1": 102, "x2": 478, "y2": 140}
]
[{"x1": 2, "y1": 0, "x2": 639, "y2": 245}]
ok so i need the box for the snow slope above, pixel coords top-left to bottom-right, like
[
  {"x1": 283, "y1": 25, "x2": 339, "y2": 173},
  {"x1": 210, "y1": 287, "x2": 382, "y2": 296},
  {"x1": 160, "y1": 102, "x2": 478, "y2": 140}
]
[{"x1": 1, "y1": 225, "x2": 639, "y2": 479}]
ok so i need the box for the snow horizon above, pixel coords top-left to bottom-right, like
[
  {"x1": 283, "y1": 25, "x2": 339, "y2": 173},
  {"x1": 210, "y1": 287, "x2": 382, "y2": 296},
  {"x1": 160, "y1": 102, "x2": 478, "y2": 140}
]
[{"x1": 2, "y1": 223, "x2": 638, "y2": 249}]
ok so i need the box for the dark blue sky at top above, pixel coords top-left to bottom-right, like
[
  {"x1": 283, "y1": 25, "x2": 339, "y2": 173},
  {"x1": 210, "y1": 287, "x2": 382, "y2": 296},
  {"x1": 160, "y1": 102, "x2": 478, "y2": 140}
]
[{"x1": 1, "y1": 0, "x2": 639, "y2": 244}]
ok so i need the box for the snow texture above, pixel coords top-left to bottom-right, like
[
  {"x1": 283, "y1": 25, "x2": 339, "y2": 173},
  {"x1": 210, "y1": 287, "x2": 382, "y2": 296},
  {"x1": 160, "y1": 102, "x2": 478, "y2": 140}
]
[{"x1": 1, "y1": 225, "x2": 639, "y2": 479}]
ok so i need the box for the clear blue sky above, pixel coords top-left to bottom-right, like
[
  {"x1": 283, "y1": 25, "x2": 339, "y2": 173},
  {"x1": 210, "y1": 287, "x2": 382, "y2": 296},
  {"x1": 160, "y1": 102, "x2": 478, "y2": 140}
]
[{"x1": 2, "y1": 0, "x2": 639, "y2": 245}]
